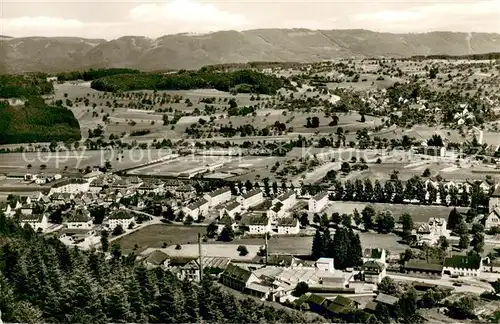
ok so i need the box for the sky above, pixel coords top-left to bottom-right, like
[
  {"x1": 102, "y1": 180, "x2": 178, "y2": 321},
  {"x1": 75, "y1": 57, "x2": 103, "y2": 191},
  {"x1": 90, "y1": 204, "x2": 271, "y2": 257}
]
[{"x1": 1, "y1": 0, "x2": 499, "y2": 39}]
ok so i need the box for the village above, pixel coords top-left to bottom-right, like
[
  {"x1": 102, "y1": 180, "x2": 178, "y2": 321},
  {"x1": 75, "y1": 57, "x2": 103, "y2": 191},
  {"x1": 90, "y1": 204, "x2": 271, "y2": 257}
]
[
  {"x1": 1, "y1": 48, "x2": 500, "y2": 322},
  {"x1": 2, "y1": 156, "x2": 500, "y2": 322}
]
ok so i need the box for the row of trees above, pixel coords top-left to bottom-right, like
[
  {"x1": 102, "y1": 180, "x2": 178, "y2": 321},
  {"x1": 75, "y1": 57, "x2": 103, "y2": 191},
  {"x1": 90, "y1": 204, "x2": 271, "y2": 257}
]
[
  {"x1": 311, "y1": 206, "x2": 406, "y2": 237},
  {"x1": 0, "y1": 213, "x2": 319, "y2": 323},
  {"x1": 329, "y1": 177, "x2": 489, "y2": 208}
]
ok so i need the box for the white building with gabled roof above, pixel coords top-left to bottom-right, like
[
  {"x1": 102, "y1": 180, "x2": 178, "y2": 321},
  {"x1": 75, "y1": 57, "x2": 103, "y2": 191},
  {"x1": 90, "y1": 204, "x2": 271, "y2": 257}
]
[
  {"x1": 107, "y1": 210, "x2": 135, "y2": 230},
  {"x1": 484, "y1": 208, "x2": 500, "y2": 231},
  {"x1": 308, "y1": 191, "x2": 329, "y2": 213},
  {"x1": 182, "y1": 198, "x2": 209, "y2": 221},
  {"x1": 219, "y1": 199, "x2": 242, "y2": 219},
  {"x1": 203, "y1": 187, "x2": 231, "y2": 208},
  {"x1": 272, "y1": 191, "x2": 296, "y2": 211},
  {"x1": 65, "y1": 209, "x2": 93, "y2": 230},
  {"x1": 237, "y1": 188, "x2": 264, "y2": 210},
  {"x1": 20, "y1": 214, "x2": 49, "y2": 232},
  {"x1": 276, "y1": 217, "x2": 300, "y2": 235}
]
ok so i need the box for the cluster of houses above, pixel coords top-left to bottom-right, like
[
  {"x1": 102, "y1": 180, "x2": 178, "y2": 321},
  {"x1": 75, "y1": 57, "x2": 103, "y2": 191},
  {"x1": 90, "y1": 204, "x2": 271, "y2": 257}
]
[
  {"x1": 182, "y1": 185, "x2": 330, "y2": 236},
  {"x1": 3, "y1": 169, "x2": 334, "y2": 247},
  {"x1": 138, "y1": 237, "x2": 499, "y2": 321}
]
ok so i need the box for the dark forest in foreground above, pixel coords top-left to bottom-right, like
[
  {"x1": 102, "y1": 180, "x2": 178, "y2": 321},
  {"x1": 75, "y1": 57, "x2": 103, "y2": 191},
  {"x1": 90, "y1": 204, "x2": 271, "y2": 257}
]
[{"x1": 0, "y1": 213, "x2": 320, "y2": 323}]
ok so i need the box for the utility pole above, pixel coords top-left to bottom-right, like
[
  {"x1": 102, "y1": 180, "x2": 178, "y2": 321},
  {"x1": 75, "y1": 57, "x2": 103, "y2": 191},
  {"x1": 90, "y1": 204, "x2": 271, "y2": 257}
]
[
  {"x1": 198, "y1": 233, "x2": 203, "y2": 281},
  {"x1": 264, "y1": 232, "x2": 269, "y2": 265}
]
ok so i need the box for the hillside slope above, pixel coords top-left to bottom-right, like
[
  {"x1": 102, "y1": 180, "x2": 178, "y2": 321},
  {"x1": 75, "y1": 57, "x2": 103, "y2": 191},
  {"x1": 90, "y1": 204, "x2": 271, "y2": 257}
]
[
  {"x1": 2, "y1": 29, "x2": 500, "y2": 73},
  {"x1": 0, "y1": 75, "x2": 81, "y2": 144}
]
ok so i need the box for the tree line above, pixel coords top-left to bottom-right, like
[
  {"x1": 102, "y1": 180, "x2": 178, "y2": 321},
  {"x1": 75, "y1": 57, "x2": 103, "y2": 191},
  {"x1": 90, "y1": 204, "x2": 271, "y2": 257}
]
[
  {"x1": 90, "y1": 69, "x2": 285, "y2": 95},
  {"x1": 56, "y1": 68, "x2": 141, "y2": 82},
  {"x1": 329, "y1": 176, "x2": 489, "y2": 209}
]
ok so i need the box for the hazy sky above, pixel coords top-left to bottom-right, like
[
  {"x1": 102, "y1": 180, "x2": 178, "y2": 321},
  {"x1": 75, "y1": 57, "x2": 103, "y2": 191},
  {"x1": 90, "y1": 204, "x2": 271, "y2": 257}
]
[{"x1": 1, "y1": 0, "x2": 499, "y2": 39}]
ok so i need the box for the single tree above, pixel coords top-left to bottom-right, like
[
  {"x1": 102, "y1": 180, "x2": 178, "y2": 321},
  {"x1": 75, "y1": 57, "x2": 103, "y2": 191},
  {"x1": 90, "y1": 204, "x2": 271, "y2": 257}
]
[
  {"x1": 447, "y1": 208, "x2": 462, "y2": 231},
  {"x1": 101, "y1": 230, "x2": 109, "y2": 252},
  {"x1": 311, "y1": 229, "x2": 323, "y2": 259},
  {"x1": 458, "y1": 234, "x2": 470, "y2": 249},
  {"x1": 299, "y1": 213, "x2": 310, "y2": 227},
  {"x1": 218, "y1": 224, "x2": 235, "y2": 242},
  {"x1": 112, "y1": 225, "x2": 124, "y2": 236},
  {"x1": 400, "y1": 213, "x2": 414, "y2": 240},
  {"x1": 378, "y1": 277, "x2": 398, "y2": 296},
  {"x1": 206, "y1": 222, "x2": 218, "y2": 239},
  {"x1": 292, "y1": 282, "x2": 309, "y2": 297},
  {"x1": 437, "y1": 235, "x2": 449, "y2": 250},
  {"x1": 237, "y1": 245, "x2": 249, "y2": 256},
  {"x1": 361, "y1": 205, "x2": 375, "y2": 230}
]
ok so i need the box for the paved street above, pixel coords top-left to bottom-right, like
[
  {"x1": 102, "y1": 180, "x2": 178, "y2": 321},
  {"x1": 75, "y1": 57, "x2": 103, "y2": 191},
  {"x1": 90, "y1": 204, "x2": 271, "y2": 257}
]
[{"x1": 387, "y1": 274, "x2": 493, "y2": 295}]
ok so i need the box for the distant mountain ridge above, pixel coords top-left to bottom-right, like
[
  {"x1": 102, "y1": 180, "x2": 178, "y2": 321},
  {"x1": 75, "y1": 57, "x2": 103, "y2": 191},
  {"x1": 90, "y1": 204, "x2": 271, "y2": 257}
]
[{"x1": 2, "y1": 29, "x2": 500, "y2": 74}]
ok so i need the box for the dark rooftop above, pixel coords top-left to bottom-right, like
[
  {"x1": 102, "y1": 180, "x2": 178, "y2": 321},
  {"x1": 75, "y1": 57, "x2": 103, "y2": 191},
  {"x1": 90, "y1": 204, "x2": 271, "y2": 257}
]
[
  {"x1": 187, "y1": 198, "x2": 209, "y2": 210},
  {"x1": 375, "y1": 293, "x2": 399, "y2": 306},
  {"x1": 145, "y1": 250, "x2": 169, "y2": 266},
  {"x1": 242, "y1": 188, "x2": 263, "y2": 199},
  {"x1": 20, "y1": 214, "x2": 45, "y2": 222},
  {"x1": 443, "y1": 254, "x2": 482, "y2": 270},
  {"x1": 404, "y1": 259, "x2": 444, "y2": 272},
  {"x1": 206, "y1": 187, "x2": 231, "y2": 197},
  {"x1": 277, "y1": 217, "x2": 298, "y2": 227},
  {"x1": 222, "y1": 263, "x2": 253, "y2": 284},
  {"x1": 312, "y1": 191, "x2": 328, "y2": 201}
]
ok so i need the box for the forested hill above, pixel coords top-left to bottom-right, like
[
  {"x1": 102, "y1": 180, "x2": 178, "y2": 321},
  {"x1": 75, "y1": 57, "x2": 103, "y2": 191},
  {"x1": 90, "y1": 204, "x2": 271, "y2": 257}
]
[
  {"x1": 0, "y1": 75, "x2": 81, "y2": 144},
  {"x1": 0, "y1": 74, "x2": 54, "y2": 98},
  {"x1": 89, "y1": 69, "x2": 285, "y2": 95},
  {"x1": 0, "y1": 213, "x2": 320, "y2": 323},
  {"x1": 2, "y1": 30, "x2": 500, "y2": 73}
]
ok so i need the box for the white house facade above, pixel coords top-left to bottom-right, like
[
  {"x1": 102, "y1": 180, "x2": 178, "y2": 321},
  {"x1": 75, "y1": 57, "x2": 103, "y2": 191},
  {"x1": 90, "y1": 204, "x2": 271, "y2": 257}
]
[
  {"x1": 485, "y1": 208, "x2": 500, "y2": 231},
  {"x1": 65, "y1": 209, "x2": 94, "y2": 230},
  {"x1": 247, "y1": 215, "x2": 272, "y2": 235},
  {"x1": 20, "y1": 214, "x2": 49, "y2": 232},
  {"x1": 49, "y1": 178, "x2": 90, "y2": 195},
  {"x1": 276, "y1": 218, "x2": 300, "y2": 235},
  {"x1": 204, "y1": 187, "x2": 231, "y2": 208},
  {"x1": 237, "y1": 189, "x2": 264, "y2": 210},
  {"x1": 442, "y1": 255, "x2": 482, "y2": 277},
  {"x1": 272, "y1": 191, "x2": 296, "y2": 211},
  {"x1": 107, "y1": 211, "x2": 135, "y2": 230},
  {"x1": 308, "y1": 192, "x2": 329, "y2": 213},
  {"x1": 182, "y1": 199, "x2": 209, "y2": 221}
]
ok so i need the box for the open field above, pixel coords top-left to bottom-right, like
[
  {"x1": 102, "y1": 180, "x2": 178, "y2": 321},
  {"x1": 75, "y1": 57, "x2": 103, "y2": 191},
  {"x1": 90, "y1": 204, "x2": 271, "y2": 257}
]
[
  {"x1": 0, "y1": 149, "x2": 174, "y2": 174},
  {"x1": 128, "y1": 155, "x2": 231, "y2": 176},
  {"x1": 216, "y1": 111, "x2": 383, "y2": 134},
  {"x1": 210, "y1": 231, "x2": 408, "y2": 255},
  {"x1": 54, "y1": 83, "x2": 275, "y2": 141},
  {"x1": 128, "y1": 154, "x2": 285, "y2": 180},
  {"x1": 117, "y1": 223, "x2": 409, "y2": 256},
  {"x1": 323, "y1": 201, "x2": 468, "y2": 223},
  {"x1": 344, "y1": 160, "x2": 500, "y2": 183},
  {"x1": 114, "y1": 224, "x2": 206, "y2": 253}
]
